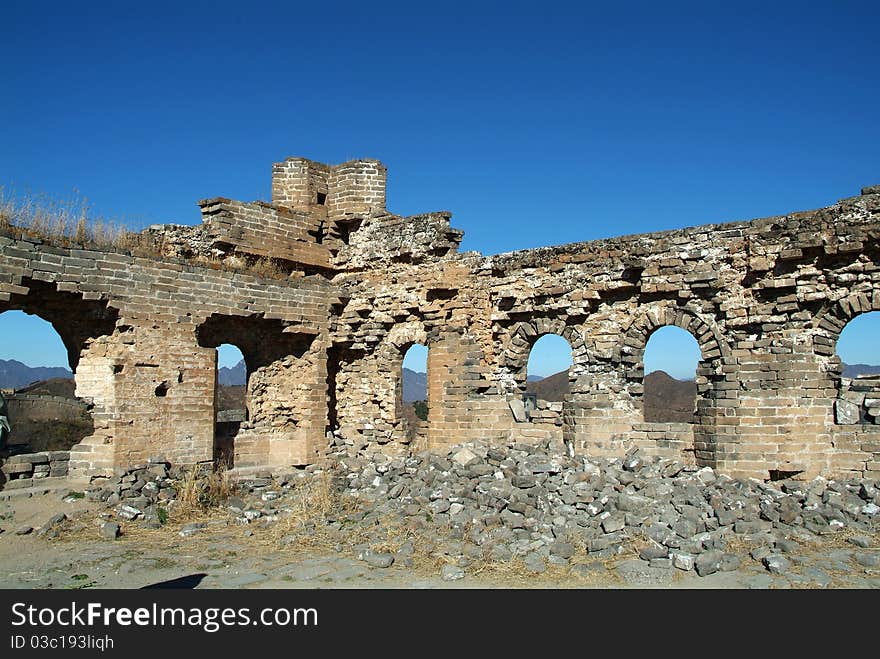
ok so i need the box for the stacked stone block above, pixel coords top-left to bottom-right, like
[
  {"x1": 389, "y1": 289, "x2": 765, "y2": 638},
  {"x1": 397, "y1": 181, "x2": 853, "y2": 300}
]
[{"x1": 1, "y1": 451, "x2": 70, "y2": 489}]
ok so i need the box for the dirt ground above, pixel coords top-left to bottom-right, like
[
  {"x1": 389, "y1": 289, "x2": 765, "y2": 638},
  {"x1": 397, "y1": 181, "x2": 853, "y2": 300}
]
[{"x1": 1, "y1": 482, "x2": 878, "y2": 590}]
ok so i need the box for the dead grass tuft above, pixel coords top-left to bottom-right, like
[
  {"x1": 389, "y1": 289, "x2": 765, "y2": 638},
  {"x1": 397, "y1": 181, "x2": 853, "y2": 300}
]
[{"x1": 0, "y1": 186, "x2": 147, "y2": 253}]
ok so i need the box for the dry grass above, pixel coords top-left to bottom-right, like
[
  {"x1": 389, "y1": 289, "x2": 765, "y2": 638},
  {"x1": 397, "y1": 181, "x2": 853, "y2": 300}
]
[
  {"x1": 0, "y1": 186, "x2": 299, "y2": 281},
  {"x1": 0, "y1": 186, "x2": 146, "y2": 252},
  {"x1": 171, "y1": 466, "x2": 234, "y2": 520}
]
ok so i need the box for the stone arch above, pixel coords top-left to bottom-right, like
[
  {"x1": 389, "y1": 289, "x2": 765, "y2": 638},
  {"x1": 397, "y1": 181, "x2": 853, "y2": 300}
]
[
  {"x1": 380, "y1": 322, "x2": 432, "y2": 443},
  {"x1": 195, "y1": 313, "x2": 320, "y2": 467},
  {"x1": 503, "y1": 318, "x2": 588, "y2": 388},
  {"x1": 0, "y1": 310, "x2": 96, "y2": 456},
  {"x1": 813, "y1": 291, "x2": 880, "y2": 368},
  {"x1": 0, "y1": 277, "x2": 119, "y2": 372},
  {"x1": 618, "y1": 305, "x2": 729, "y2": 397},
  {"x1": 0, "y1": 277, "x2": 120, "y2": 478},
  {"x1": 614, "y1": 305, "x2": 734, "y2": 468},
  {"x1": 813, "y1": 293, "x2": 880, "y2": 428}
]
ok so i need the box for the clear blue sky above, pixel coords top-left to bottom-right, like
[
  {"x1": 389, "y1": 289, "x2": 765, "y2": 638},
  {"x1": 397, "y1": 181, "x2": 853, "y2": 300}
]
[{"x1": 1, "y1": 1, "x2": 878, "y2": 374}]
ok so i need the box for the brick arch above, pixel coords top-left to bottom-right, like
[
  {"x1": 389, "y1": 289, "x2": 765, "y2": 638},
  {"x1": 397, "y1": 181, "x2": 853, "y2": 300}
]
[
  {"x1": 618, "y1": 305, "x2": 729, "y2": 397},
  {"x1": 377, "y1": 322, "x2": 432, "y2": 440},
  {"x1": 385, "y1": 322, "x2": 430, "y2": 354},
  {"x1": 813, "y1": 291, "x2": 880, "y2": 365},
  {"x1": 0, "y1": 277, "x2": 119, "y2": 371},
  {"x1": 503, "y1": 318, "x2": 587, "y2": 385}
]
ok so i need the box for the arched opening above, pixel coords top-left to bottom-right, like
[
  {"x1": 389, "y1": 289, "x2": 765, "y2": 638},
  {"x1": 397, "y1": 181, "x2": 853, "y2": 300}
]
[
  {"x1": 643, "y1": 325, "x2": 700, "y2": 422},
  {"x1": 214, "y1": 343, "x2": 247, "y2": 468},
  {"x1": 0, "y1": 310, "x2": 94, "y2": 459},
  {"x1": 834, "y1": 310, "x2": 880, "y2": 425},
  {"x1": 525, "y1": 333, "x2": 573, "y2": 424},
  {"x1": 401, "y1": 343, "x2": 428, "y2": 442}
]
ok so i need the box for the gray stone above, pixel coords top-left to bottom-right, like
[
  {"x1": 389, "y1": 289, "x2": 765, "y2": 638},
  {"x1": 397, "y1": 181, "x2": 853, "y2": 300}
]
[
  {"x1": 489, "y1": 544, "x2": 512, "y2": 561},
  {"x1": 601, "y1": 514, "x2": 625, "y2": 534},
  {"x1": 511, "y1": 474, "x2": 536, "y2": 488},
  {"x1": 617, "y1": 493, "x2": 653, "y2": 512},
  {"x1": 694, "y1": 467, "x2": 717, "y2": 485},
  {"x1": 523, "y1": 552, "x2": 546, "y2": 573},
  {"x1": 441, "y1": 564, "x2": 465, "y2": 581},
  {"x1": 848, "y1": 536, "x2": 873, "y2": 549},
  {"x1": 550, "y1": 541, "x2": 575, "y2": 559},
  {"x1": 834, "y1": 399, "x2": 860, "y2": 425},
  {"x1": 428, "y1": 499, "x2": 450, "y2": 514},
  {"x1": 359, "y1": 550, "x2": 394, "y2": 568},
  {"x1": 508, "y1": 398, "x2": 527, "y2": 423},
  {"x1": 854, "y1": 553, "x2": 880, "y2": 568},
  {"x1": 15, "y1": 526, "x2": 33, "y2": 535},
  {"x1": 694, "y1": 551, "x2": 724, "y2": 577},
  {"x1": 451, "y1": 447, "x2": 480, "y2": 467},
  {"x1": 639, "y1": 544, "x2": 669, "y2": 561},
  {"x1": 672, "y1": 552, "x2": 695, "y2": 571},
  {"x1": 719, "y1": 554, "x2": 741, "y2": 572},
  {"x1": 100, "y1": 522, "x2": 120, "y2": 540},
  {"x1": 117, "y1": 505, "x2": 142, "y2": 520},
  {"x1": 763, "y1": 554, "x2": 791, "y2": 574}
]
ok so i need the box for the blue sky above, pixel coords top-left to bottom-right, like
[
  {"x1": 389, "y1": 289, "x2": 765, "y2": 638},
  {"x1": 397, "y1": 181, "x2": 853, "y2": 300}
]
[{"x1": 1, "y1": 1, "x2": 878, "y2": 375}]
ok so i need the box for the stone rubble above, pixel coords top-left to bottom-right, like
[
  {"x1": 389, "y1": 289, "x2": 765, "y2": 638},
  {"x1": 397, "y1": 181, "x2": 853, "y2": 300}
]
[{"x1": 60, "y1": 440, "x2": 880, "y2": 580}]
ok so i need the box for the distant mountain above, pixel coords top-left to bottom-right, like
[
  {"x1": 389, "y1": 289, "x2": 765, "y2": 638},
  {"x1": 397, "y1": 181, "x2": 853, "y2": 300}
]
[
  {"x1": 643, "y1": 370, "x2": 697, "y2": 423},
  {"x1": 219, "y1": 359, "x2": 247, "y2": 386},
  {"x1": 403, "y1": 368, "x2": 427, "y2": 402},
  {"x1": 527, "y1": 375, "x2": 544, "y2": 382},
  {"x1": 0, "y1": 359, "x2": 72, "y2": 390},
  {"x1": 843, "y1": 363, "x2": 880, "y2": 378},
  {"x1": 526, "y1": 370, "x2": 570, "y2": 401}
]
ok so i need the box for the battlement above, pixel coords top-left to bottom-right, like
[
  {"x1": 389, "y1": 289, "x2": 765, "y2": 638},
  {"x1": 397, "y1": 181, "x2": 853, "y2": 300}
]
[
  {"x1": 271, "y1": 157, "x2": 387, "y2": 221},
  {"x1": 148, "y1": 156, "x2": 457, "y2": 273}
]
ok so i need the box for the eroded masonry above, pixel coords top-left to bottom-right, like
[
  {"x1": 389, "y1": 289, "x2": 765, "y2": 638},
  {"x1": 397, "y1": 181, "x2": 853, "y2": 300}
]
[{"x1": 1, "y1": 157, "x2": 879, "y2": 483}]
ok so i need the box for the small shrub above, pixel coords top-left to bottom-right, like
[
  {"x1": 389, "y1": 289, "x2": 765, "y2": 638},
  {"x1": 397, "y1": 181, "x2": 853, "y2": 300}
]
[{"x1": 412, "y1": 400, "x2": 428, "y2": 421}]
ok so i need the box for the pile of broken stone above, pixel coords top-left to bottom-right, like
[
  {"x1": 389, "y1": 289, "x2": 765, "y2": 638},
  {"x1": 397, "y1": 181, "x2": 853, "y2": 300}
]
[{"x1": 51, "y1": 441, "x2": 879, "y2": 580}]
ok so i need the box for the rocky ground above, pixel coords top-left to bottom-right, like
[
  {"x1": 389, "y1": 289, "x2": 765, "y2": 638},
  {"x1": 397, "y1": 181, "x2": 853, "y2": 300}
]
[{"x1": 1, "y1": 440, "x2": 879, "y2": 589}]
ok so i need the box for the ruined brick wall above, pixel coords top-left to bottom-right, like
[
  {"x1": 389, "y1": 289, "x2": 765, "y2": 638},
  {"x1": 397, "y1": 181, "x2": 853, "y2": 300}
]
[
  {"x1": 331, "y1": 183, "x2": 880, "y2": 481},
  {"x1": 0, "y1": 233, "x2": 337, "y2": 477},
  {"x1": 146, "y1": 198, "x2": 331, "y2": 271},
  {"x1": 1, "y1": 156, "x2": 877, "y2": 484}
]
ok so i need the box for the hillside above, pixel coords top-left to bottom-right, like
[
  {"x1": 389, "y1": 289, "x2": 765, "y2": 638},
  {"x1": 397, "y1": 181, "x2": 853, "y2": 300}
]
[
  {"x1": 844, "y1": 363, "x2": 880, "y2": 378},
  {"x1": 525, "y1": 370, "x2": 570, "y2": 401},
  {"x1": 0, "y1": 359, "x2": 72, "y2": 390},
  {"x1": 643, "y1": 370, "x2": 698, "y2": 423},
  {"x1": 219, "y1": 360, "x2": 247, "y2": 386},
  {"x1": 403, "y1": 368, "x2": 427, "y2": 403},
  {"x1": 524, "y1": 368, "x2": 697, "y2": 423}
]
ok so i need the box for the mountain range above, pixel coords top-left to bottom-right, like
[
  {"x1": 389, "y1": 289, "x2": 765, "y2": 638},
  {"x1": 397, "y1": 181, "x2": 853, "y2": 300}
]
[
  {"x1": 3, "y1": 358, "x2": 879, "y2": 400},
  {"x1": 0, "y1": 359, "x2": 73, "y2": 390},
  {"x1": 843, "y1": 363, "x2": 880, "y2": 378},
  {"x1": 218, "y1": 360, "x2": 247, "y2": 386}
]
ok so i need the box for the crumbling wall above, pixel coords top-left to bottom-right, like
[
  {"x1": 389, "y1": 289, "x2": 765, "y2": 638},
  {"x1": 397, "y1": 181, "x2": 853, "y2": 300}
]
[
  {"x1": 0, "y1": 232, "x2": 337, "y2": 479},
  {"x1": 1, "y1": 156, "x2": 877, "y2": 483}
]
